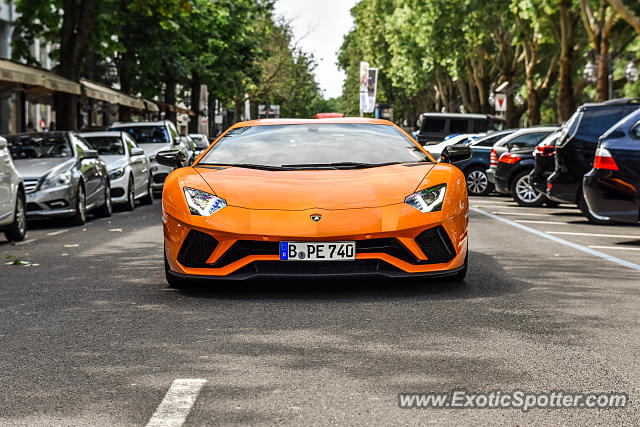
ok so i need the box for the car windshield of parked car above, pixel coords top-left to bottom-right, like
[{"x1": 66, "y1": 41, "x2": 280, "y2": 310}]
[
  {"x1": 577, "y1": 108, "x2": 627, "y2": 138},
  {"x1": 111, "y1": 126, "x2": 169, "y2": 144},
  {"x1": 507, "y1": 132, "x2": 551, "y2": 150},
  {"x1": 6, "y1": 134, "x2": 73, "y2": 159},
  {"x1": 198, "y1": 124, "x2": 430, "y2": 169},
  {"x1": 84, "y1": 136, "x2": 125, "y2": 156},
  {"x1": 190, "y1": 135, "x2": 209, "y2": 148}
]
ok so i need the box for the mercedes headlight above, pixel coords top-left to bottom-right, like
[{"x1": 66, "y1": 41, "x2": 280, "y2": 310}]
[
  {"x1": 109, "y1": 167, "x2": 125, "y2": 180},
  {"x1": 405, "y1": 184, "x2": 447, "y2": 213},
  {"x1": 41, "y1": 171, "x2": 72, "y2": 190},
  {"x1": 183, "y1": 187, "x2": 226, "y2": 216}
]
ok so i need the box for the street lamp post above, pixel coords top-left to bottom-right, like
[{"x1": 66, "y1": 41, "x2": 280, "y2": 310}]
[{"x1": 583, "y1": 57, "x2": 638, "y2": 100}]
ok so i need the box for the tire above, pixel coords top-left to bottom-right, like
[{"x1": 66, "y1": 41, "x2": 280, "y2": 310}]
[
  {"x1": 95, "y1": 182, "x2": 113, "y2": 218},
  {"x1": 165, "y1": 252, "x2": 193, "y2": 289},
  {"x1": 464, "y1": 166, "x2": 492, "y2": 196},
  {"x1": 511, "y1": 170, "x2": 545, "y2": 207},
  {"x1": 139, "y1": 174, "x2": 154, "y2": 205},
  {"x1": 69, "y1": 184, "x2": 87, "y2": 226},
  {"x1": 123, "y1": 177, "x2": 135, "y2": 211},
  {"x1": 578, "y1": 193, "x2": 616, "y2": 225},
  {"x1": 4, "y1": 192, "x2": 26, "y2": 242}
]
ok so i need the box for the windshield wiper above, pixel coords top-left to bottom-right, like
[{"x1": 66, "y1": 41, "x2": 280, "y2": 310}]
[
  {"x1": 196, "y1": 163, "x2": 285, "y2": 171},
  {"x1": 280, "y1": 161, "x2": 404, "y2": 169}
]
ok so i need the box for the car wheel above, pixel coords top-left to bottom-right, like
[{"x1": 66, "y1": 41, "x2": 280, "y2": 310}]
[
  {"x1": 164, "y1": 251, "x2": 194, "y2": 289},
  {"x1": 140, "y1": 174, "x2": 154, "y2": 205},
  {"x1": 465, "y1": 167, "x2": 492, "y2": 196},
  {"x1": 69, "y1": 184, "x2": 87, "y2": 226},
  {"x1": 95, "y1": 182, "x2": 113, "y2": 218},
  {"x1": 124, "y1": 177, "x2": 135, "y2": 211},
  {"x1": 511, "y1": 171, "x2": 544, "y2": 207},
  {"x1": 4, "y1": 192, "x2": 26, "y2": 242},
  {"x1": 578, "y1": 193, "x2": 616, "y2": 225}
]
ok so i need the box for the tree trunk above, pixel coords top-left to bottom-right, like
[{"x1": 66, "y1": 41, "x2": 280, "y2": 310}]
[
  {"x1": 557, "y1": 0, "x2": 576, "y2": 122},
  {"x1": 189, "y1": 71, "x2": 201, "y2": 133},
  {"x1": 596, "y1": 44, "x2": 610, "y2": 101},
  {"x1": 165, "y1": 74, "x2": 177, "y2": 123}
]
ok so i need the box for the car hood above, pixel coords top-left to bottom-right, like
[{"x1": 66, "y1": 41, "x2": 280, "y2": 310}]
[
  {"x1": 13, "y1": 158, "x2": 76, "y2": 179},
  {"x1": 140, "y1": 143, "x2": 173, "y2": 159},
  {"x1": 101, "y1": 155, "x2": 128, "y2": 171},
  {"x1": 194, "y1": 163, "x2": 436, "y2": 210}
]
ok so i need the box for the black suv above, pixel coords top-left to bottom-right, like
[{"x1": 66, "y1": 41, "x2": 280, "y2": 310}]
[
  {"x1": 415, "y1": 113, "x2": 500, "y2": 145},
  {"x1": 547, "y1": 98, "x2": 640, "y2": 207}
]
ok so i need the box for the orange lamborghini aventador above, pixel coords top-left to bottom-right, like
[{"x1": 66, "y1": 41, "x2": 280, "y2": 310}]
[{"x1": 157, "y1": 118, "x2": 471, "y2": 286}]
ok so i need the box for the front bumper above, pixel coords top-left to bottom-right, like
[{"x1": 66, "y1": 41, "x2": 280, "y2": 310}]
[
  {"x1": 109, "y1": 174, "x2": 129, "y2": 204},
  {"x1": 583, "y1": 169, "x2": 639, "y2": 224},
  {"x1": 494, "y1": 175, "x2": 510, "y2": 194},
  {"x1": 486, "y1": 167, "x2": 496, "y2": 184},
  {"x1": 150, "y1": 162, "x2": 173, "y2": 191},
  {"x1": 163, "y1": 204, "x2": 468, "y2": 279},
  {"x1": 25, "y1": 184, "x2": 77, "y2": 219}
]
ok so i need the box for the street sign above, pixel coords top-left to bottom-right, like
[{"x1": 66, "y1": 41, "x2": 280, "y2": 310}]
[{"x1": 495, "y1": 93, "x2": 507, "y2": 112}]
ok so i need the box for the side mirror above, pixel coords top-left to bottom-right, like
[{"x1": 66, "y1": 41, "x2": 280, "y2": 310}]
[
  {"x1": 0, "y1": 138, "x2": 7, "y2": 149},
  {"x1": 130, "y1": 147, "x2": 144, "y2": 156},
  {"x1": 82, "y1": 149, "x2": 99, "y2": 159},
  {"x1": 156, "y1": 150, "x2": 185, "y2": 168},
  {"x1": 440, "y1": 145, "x2": 472, "y2": 164}
]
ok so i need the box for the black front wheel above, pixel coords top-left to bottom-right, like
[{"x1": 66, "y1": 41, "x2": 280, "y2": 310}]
[
  {"x1": 4, "y1": 193, "x2": 26, "y2": 242},
  {"x1": 511, "y1": 170, "x2": 545, "y2": 207},
  {"x1": 124, "y1": 177, "x2": 135, "y2": 211},
  {"x1": 95, "y1": 182, "x2": 113, "y2": 218},
  {"x1": 69, "y1": 185, "x2": 87, "y2": 226},
  {"x1": 140, "y1": 174, "x2": 154, "y2": 205},
  {"x1": 465, "y1": 167, "x2": 492, "y2": 196}
]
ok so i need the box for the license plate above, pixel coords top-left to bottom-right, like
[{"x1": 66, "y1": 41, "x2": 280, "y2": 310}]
[{"x1": 279, "y1": 241, "x2": 356, "y2": 261}]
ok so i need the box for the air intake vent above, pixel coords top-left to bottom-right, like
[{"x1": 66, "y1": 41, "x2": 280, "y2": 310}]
[
  {"x1": 414, "y1": 226, "x2": 456, "y2": 264},
  {"x1": 177, "y1": 230, "x2": 219, "y2": 268}
]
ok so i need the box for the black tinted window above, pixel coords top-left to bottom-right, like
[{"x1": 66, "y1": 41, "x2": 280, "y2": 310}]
[
  {"x1": 7, "y1": 133, "x2": 73, "y2": 159},
  {"x1": 200, "y1": 124, "x2": 429, "y2": 167},
  {"x1": 449, "y1": 119, "x2": 468, "y2": 133},
  {"x1": 508, "y1": 132, "x2": 551, "y2": 149},
  {"x1": 472, "y1": 119, "x2": 490, "y2": 132},
  {"x1": 111, "y1": 125, "x2": 169, "y2": 144},
  {"x1": 421, "y1": 118, "x2": 446, "y2": 133},
  {"x1": 473, "y1": 133, "x2": 510, "y2": 147},
  {"x1": 84, "y1": 136, "x2": 125, "y2": 155},
  {"x1": 577, "y1": 108, "x2": 626, "y2": 138}
]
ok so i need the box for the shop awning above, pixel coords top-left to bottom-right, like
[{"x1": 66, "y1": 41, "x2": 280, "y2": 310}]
[
  {"x1": 81, "y1": 79, "x2": 147, "y2": 110},
  {"x1": 156, "y1": 100, "x2": 195, "y2": 116},
  {"x1": 0, "y1": 59, "x2": 81, "y2": 95},
  {"x1": 144, "y1": 99, "x2": 160, "y2": 112}
]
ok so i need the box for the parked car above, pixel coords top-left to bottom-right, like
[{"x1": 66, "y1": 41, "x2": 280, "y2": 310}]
[
  {"x1": 495, "y1": 149, "x2": 543, "y2": 207},
  {"x1": 547, "y1": 98, "x2": 640, "y2": 210},
  {"x1": 178, "y1": 135, "x2": 197, "y2": 165},
  {"x1": 0, "y1": 136, "x2": 26, "y2": 241},
  {"x1": 188, "y1": 133, "x2": 211, "y2": 158},
  {"x1": 582, "y1": 108, "x2": 640, "y2": 225},
  {"x1": 108, "y1": 120, "x2": 188, "y2": 192},
  {"x1": 455, "y1": 129, "x2": 517, "y2": 196},
  {"x1": 81, "y1": 131, "x2": 153, "y2": 210},
  {"x1": 487, "y1": 127, "x2": 558, "y2": 187},
  {"x1": 529, "y1": 131, "x2": 562, "y2": 195},
  {"x1": 7, "y1": 131, "x2": 112, "y2": 225},
  {"x1": 424, "y1": 134, "x2": 476, "y2": 159},
  {"x1": 415, "y1": 113, "x2": 500, "y2": 145}
]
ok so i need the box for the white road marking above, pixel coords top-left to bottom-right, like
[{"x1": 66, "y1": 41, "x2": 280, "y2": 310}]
[
  {"x1": 492, "y1": 211, "x2": 549, "y2": 216},
  {"x1": 589, "y1": 245, "x2": 640, "y2": 252},
  {"x1": 471, "y1": 207, "x2": 640, "y2": 272},
  {"x1": 146, "y1": 379, "x2": 206, "y2": 427},
  {"x1": 46, "y1": 229, "x2": 69, "y2": 236},
  {"x1": 15, "y1": 239, "x2": 37, "y2": 245},
  {"x1": 514, "y1": 220, "x2": 565, "y2": 225},
  {"x1": 547, "y1": 231, "x2": 640, "y2": 239}
]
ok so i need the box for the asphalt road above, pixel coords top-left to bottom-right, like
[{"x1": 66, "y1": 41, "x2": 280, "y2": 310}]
[{"x1": 1, "y1": 195, "x2": 639, "y2": 426}]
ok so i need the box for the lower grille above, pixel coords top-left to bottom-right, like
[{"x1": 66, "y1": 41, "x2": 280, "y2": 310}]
[
  {"x1": 111, "y1": 187, "x2": 125, "y2": 198},
  {"x1": 26, "y1": 202, "x2": 40, "y2": 212},
  {"x1": 177, "y1": 230, "x2": 219, "y2": 268},
  {"x1": 357, "y1": 238, "x2": 427, "y2": 264},
  {"x1": 415, "y1": 226, "x2": 456, "y2": 264},
  {"x1": 153, "y1": 173, "x2": 168, "y2": 184},
  {"x1": 236, "y1": 259, "x2": 393, "y2": 275},
  {"x1": 24, "y1": 178, "x2": 39, "y2": 194}
]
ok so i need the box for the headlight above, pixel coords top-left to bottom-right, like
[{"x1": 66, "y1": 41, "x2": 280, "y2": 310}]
[
  {"x1": 405, "y1": 184, "x2": 447, "y2": 213},
  {"x1": 41, "y1": 171, "x2": 72, "y2": 190},
  {"x1": 109, "y1": 167, "x2": 125, "y2": 180},
  {"x1": 183, "y1": 187, "x2": 226, "y2": 216}
]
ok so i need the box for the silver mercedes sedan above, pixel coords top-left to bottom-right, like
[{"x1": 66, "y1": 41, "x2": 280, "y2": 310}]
[{"x1": 7, "y1": 131, "x2": 112, "y2": 225}]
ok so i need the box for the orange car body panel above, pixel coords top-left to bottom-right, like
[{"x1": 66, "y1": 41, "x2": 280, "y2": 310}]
[{"x1": 163, "y1": 118, "x2": 468, "y2": 278}]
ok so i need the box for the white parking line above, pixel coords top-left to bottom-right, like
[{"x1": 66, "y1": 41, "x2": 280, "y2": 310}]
[
  {"x1": 146, "y1": 379, "x2": 207, "y2": 427},
  {"x1": 15, "y1": 239, "x2": 37, "y2": 245},
  {"x1": 515, "y1": 220, "x2": 565, "y2": 225},
  {"x1": 492, "y1": 211, "x2": 549, "y2": 216},
  {"x1": 46, "y1": 229, "x2": 69, "y2": 236},
  {"x1": 547, "y1": 231, "x2": 640, "y2": 239},
  {"x1": 471, "y1": 207, "x2": 640, "y2": 272},
  {"x1": 589, "y1": 245, "x2": 640, "y2": 252}
]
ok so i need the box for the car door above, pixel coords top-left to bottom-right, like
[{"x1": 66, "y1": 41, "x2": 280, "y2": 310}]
[
  {"x1": 72, "y1": 134, "x2": 102, "y2": 205},
  {"x1": 125, "y1": 134, "x2": 147, "y2": 195}
]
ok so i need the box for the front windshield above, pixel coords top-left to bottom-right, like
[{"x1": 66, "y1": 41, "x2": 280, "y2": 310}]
[
  {"x1": 6, "y1": 133, "x2": 73, "y2": 159},
  {"x1": 111, "y1": 126, "x2": 169, "y2": 144},
  {"x1": 198, "y1": 124, "x2": 430, "y2": 168},
  {"x1": 84, "y1": 136, "x2": 125, "y2": 155}
]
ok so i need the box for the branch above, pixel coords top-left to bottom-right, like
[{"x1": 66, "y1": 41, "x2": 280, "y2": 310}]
[
  {"x1": 607, "y1": 0, "x2": 640, "y2": 34},
  {"x1": 580, "y1": 0, "x2": 598, "y2": 46}
]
